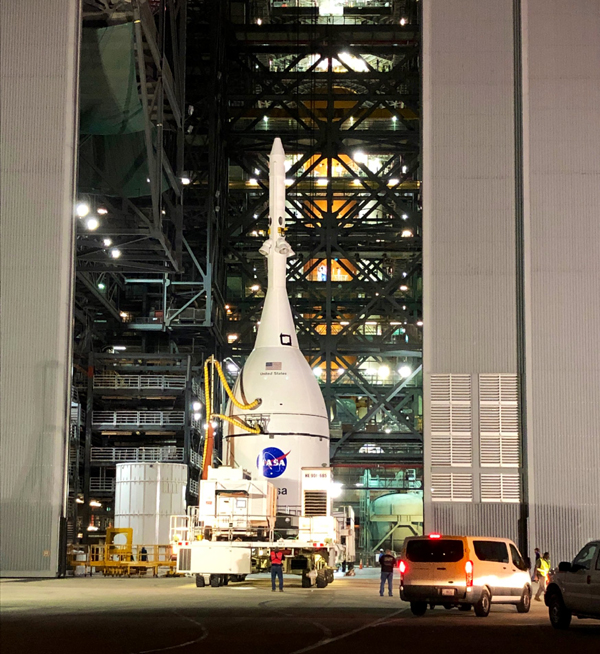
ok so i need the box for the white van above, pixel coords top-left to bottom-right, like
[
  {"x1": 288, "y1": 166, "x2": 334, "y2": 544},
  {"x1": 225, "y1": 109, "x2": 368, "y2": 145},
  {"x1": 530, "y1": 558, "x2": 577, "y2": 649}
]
[{"x1": 399, "y1": 534, "x2": 532, "y2": 617}]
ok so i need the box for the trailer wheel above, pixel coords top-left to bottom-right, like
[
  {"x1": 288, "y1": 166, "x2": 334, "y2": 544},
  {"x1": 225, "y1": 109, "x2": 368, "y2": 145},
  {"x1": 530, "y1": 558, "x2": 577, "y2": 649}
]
[
  {"x1": 209, "y1": 574, "x2": 220, "y2": 587},
  {"x1": 222, "y1": 575, "x2": 229, "y2": 586},
  {"x1": 195, "y1": 575, "x2": 205, "y2": 588},
  {"x1": 316, "y1": 570, "x2": 328, "y2": 588},
  {"x1": 326, "y1": 569, "x2": 334, "y2": 584},
  {"x1": 302, "y1": 574, "x2": 312, "y2": 588}
]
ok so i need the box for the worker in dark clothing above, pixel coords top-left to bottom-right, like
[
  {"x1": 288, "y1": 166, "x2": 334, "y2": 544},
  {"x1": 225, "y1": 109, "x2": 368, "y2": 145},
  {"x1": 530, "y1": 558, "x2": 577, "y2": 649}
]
[
  {"x1": 532, "y1": 547, "x2": 541, "y2": 581},
  {"x1": 379, "y1": 549, "x2": 396, "y2": 597},
  {"x1": 270, "y1": 547, "x2": 284, "y2": 592}
]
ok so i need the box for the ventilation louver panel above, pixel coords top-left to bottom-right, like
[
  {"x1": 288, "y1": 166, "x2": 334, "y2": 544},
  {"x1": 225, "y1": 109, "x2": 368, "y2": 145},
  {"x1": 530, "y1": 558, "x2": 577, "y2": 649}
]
[
  {"x1": 303, "y1": 490, "x2": 328, "y2": 517},
  {"x1": 431, "y1": 473, "x2": 473, "y2": 502},
  {"x1": 480, "y1": 374, "x2": 518, "y2": 403},
  {"x1": 430, "y1": 374, "x2": 472, "y2": 466},
  {"x1": 479, "y1": 374, "x2": 520, "y2": 468},
  {"x1": 481, "y1": 474, "x2": 520, "y2": 503},
  {"x1": 178, "y1": 548, "x2": 191, "y2": 571}
]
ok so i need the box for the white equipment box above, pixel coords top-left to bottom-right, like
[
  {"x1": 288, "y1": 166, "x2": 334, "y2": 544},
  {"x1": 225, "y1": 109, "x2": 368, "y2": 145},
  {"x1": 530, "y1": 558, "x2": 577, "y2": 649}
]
[{"x1": 178, "y1": 542, "x2": 252, "y2": 575}]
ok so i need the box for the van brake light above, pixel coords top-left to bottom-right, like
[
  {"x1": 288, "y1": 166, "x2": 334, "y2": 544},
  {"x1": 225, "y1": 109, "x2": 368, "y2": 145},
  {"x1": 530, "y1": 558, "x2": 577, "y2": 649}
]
[
  {"x1": 429, "y1": 533, "x2": 442, "y2": 539},
  {"x1": 399, "y1": 559, "x2": 406, "y2": 584},
  {"x1": 465, "y1": 560, "x2": 474, "y2": 587}
]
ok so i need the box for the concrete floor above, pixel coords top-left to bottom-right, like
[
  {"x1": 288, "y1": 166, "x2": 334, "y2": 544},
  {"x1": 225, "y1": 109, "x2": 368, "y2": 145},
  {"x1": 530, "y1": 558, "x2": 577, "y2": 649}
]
[{"x1": 1, "y1": 569, "x2": 599, "y2": 654}]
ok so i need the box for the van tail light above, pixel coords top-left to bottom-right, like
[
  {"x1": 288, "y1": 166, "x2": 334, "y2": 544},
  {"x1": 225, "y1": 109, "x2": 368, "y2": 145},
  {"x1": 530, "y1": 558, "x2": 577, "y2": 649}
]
[
  {"x1": 399, "y1": 560, "x2": 406, "y2": 584},
  {"x1": 465, "y1": 560, "x2": 474, "y2": 587}
]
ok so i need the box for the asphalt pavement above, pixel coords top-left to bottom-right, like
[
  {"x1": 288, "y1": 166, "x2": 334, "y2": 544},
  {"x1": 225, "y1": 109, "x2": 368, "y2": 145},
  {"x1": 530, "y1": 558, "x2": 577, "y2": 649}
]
[{"x1": 1, "y1": 569, "x2": 598, "y2": 654}]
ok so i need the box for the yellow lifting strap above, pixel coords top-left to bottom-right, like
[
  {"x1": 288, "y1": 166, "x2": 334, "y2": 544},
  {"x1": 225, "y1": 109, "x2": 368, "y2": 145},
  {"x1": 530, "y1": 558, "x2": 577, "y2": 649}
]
[{"x1": 203, "y1": 356, "x2": 262, "y2": 436}]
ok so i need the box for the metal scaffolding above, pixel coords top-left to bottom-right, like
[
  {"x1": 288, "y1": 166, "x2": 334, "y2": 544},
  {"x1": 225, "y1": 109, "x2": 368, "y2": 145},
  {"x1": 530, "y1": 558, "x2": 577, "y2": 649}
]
[
  {"x1": 75, "y1": 0, "x2": 220, "y2": 351},
  {"x1": 73, "y1": 352, "x2": 202, "y2": 542},
  {"x1": 185, "y1": 0, "x2": 423, "y2": 467}
]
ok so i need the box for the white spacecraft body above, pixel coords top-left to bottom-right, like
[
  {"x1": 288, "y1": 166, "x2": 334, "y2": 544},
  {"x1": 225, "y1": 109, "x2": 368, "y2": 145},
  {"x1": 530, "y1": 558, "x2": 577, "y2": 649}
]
[{"x1": 224, "y1": 138, "x2": 330, "y2": 513}]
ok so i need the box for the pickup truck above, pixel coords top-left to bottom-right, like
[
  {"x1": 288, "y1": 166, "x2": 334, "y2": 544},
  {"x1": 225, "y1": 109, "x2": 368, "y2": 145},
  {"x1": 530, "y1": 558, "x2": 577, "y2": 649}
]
[{"x1": 545, "y1": 540, "x2": 600, "y2": 629}]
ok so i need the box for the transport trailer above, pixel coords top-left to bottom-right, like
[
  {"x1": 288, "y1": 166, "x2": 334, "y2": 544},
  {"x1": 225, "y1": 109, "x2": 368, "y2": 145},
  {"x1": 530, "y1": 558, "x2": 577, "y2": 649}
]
[
  {"x1": 176, "y1": 539, "x2": 338, "y2": 589},
  {"x1": 171, "y1": 466, "x2": 354, "y2": 589}
]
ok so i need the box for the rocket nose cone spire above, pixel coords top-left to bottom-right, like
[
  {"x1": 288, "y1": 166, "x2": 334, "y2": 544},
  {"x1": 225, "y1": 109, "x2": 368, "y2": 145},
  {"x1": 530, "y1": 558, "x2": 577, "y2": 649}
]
[
  {"x1": 255, "y1": 137, "x2": 298, "y2": 350},
  {"x1": 266, "y1": 137, "x2": 288, "y2": 256},
  {"x1": 270, "y1": 137, "x2": 285, "y2": 156}
]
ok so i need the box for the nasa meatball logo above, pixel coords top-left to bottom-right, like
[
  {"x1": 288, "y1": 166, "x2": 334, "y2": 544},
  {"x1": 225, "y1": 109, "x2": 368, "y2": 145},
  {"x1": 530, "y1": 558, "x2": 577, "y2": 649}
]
[{"x1": 257, "y1": 447, "x2": 290, "y2": 478}]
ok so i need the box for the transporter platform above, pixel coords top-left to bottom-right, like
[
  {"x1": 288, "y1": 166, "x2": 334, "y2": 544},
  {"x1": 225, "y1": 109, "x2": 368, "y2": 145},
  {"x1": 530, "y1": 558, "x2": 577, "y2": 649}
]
[{"x1": 171, "y1": 466, "x2": 355, "y2": 589}]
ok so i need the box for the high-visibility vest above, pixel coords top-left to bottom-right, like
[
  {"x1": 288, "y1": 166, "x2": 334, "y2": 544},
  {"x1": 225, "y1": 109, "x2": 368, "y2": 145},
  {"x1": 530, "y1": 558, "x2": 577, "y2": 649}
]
[
  {"x1": 270, "y1": 551, "x2": 283, "y2": 565},
  {"x1": 538, "y1": 559, "x2": 550, "y2": 577}
]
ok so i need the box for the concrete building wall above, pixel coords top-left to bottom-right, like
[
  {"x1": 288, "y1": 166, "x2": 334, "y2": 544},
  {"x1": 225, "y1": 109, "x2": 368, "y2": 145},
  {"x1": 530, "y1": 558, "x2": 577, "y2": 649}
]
[
  {"x1": 522, "y1": 0, "x2": 600, "y2": 562},
  {"x1": 0, "y1": 0, "x2": 80, "y2": 575},
  {"x1": 423, "y1": 0, "x2": 519, "y2": 534},
  {"x1": 424, "y1": 0, "x2": 600, "y2": 563}
]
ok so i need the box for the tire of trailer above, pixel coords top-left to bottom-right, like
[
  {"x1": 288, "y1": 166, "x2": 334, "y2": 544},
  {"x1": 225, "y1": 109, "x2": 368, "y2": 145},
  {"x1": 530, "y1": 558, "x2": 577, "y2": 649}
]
[
  {"x1": 209, "y1": 574, "x2": 220, "y2": 587},
  {"x1": 326, "y1": 569, "x2": 334, "y2": 584},
  {"x1": 302, "y1": 574, "x2": 312, "y2": 588},
  {"x1": 195, "y1": 574, "x2": 205, "y2": 588},
  {"x1": 316, "y1": 570, "x2": 328, "y2": 588}
]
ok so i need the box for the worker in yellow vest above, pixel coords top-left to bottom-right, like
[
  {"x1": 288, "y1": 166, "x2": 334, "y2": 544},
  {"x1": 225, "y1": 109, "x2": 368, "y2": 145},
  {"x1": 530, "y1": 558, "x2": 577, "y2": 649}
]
[{"x1": 534, "y1": 551, "x2": 551, "y2": 601}]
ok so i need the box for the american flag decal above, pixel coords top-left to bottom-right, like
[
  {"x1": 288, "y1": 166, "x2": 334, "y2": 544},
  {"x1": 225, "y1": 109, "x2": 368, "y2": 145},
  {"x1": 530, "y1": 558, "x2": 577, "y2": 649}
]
[{"x1": 266, "y1": 362, "x2": 282, "y2": 370}]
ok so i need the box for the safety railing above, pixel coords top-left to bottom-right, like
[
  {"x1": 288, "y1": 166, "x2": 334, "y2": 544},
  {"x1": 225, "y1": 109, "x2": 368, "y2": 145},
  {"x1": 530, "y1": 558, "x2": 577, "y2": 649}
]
[
  {"x1": 93, "y1": 375, "x2": 186, "y2": 390},
  {"x1": 190, "y1": 450, "x2": 202, "y2": 468},
  {"x1": 92, "y1": 411, "x2": 186, "y2": 427},
  {"x1": 191, "y1": 378, "x2": 202, "y2": 398},
  {"x1": 335, "y1": 370, "x2": 420, "y2": 387},
  {"x1": 189, "y1": 478, "x2": 199, "y2": 496},
  {"x1": 90, "y1": 477, "x2": 116, "y2": 493},
  {"x1": 90, "y1": 447, "x2": 184, "y2": 464},
  {"x1": 166, "y1": 307, "x2": 206, "y2": 325}
]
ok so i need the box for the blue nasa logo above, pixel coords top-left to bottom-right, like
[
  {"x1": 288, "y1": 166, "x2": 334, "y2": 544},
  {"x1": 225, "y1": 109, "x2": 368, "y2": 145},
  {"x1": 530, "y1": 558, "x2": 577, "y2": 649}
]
[{"x1": 257, "y1": 447, "x2": 290, "y2": 479}]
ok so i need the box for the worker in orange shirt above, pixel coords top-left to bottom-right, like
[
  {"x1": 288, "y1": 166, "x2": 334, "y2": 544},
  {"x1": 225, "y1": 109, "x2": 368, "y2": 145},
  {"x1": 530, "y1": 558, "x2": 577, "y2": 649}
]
[{"x1": 270, "y1": 547, "x2": 284, "y2": 592}]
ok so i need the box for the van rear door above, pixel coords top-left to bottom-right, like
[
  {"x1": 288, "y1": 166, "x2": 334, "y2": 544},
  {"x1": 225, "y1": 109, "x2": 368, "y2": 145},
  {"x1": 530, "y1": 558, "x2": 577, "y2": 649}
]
[{"x1": 404, "y1": 538, "x2": 466, "y2": 594}]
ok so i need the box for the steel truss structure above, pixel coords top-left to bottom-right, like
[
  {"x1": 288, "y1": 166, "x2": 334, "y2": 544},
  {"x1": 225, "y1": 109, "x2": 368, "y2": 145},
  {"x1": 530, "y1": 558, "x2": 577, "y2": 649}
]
[
  {"x1": 73, "y1": 353, "x2": 202, "y2": 542},
  {"x1": 75, "y1": 0, "x2": 218, "y2": 351},
  {"x1": 186, "y1": 0, "x2": 423, "y2": 470},
  {"x1": 71, "y1": 1, "x2": 215, "y2": 544}
]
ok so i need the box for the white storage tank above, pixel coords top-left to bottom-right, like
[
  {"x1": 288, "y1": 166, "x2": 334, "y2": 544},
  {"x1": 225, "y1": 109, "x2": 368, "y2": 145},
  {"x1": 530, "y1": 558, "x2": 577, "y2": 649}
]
[
  {"x1": 114, "y1": 462, "x2": 187, "y2": 544},
  {"x1": 370, "y1": 492, "x2": 423, "y2": 552}
]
